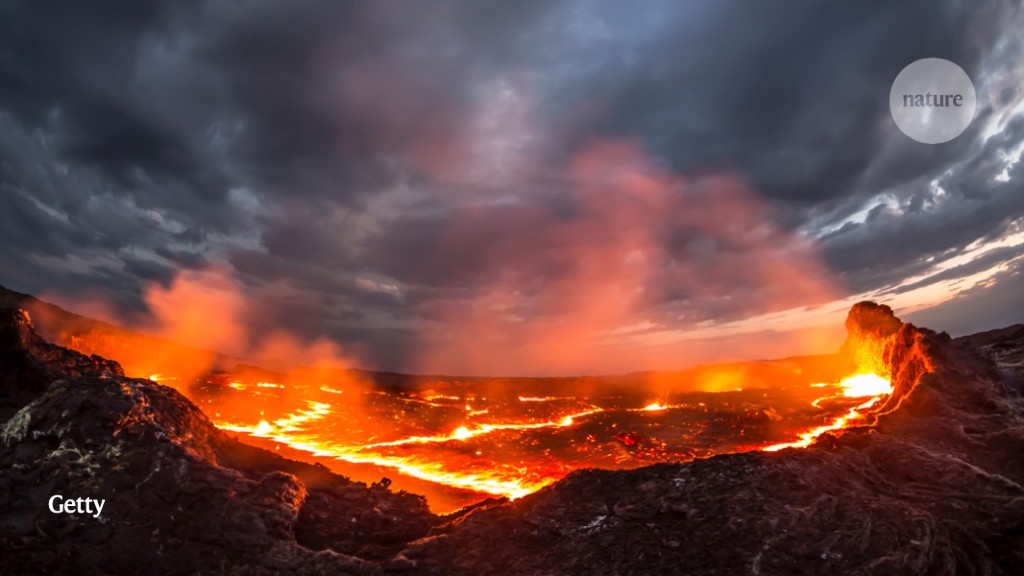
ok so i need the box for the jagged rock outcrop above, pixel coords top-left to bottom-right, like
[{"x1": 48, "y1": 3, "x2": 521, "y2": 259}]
[
  {"x1": 0, "y1": 308, "x2": 123, "y2": 420},
  {"x1": 956, "y1": 324, "x2": 1024, "y2": 394},
  {"x1": 402, "y1": 308, "x2": 1024, "y2": 575},
  {"x1": 839, "y1": 301, "x2": 904, "y2": 375},
  {"x1": 2, "y1": 303, "x2": 1023, "y2": 575},
  {"x1": 0, "y1": 308, "x2": 432, "y2": 575}
]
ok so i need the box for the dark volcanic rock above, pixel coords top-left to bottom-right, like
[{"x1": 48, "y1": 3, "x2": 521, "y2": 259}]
[
  {"x1": 0, "y1": 309, "x2": 432, "y2": 575},
  {"x1": 0, "y1": 308, "x2": 123, "y2": 420},
  {"x1": 2, "y1": 302, "x2": 1024, "y2": 575},
  {"x1": 403, "y1": 309, "x2": 1024, "y2": 575},
  {"x1": 956, "y1": 324, "x2": 1024, "y2": 394}
]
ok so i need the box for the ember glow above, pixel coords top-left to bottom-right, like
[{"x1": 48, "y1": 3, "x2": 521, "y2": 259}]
[
  {"x1": 839, "y1": 373, "x2": 892, "y2": 398},
  {"x1": 188, "y1": 366, "x2": 892, "y2": 510},
  {"x1": 216, "y1": 397, "x2": 605, "y2": 499},
  {"x1": 760, "y1": 372, "x2": 893, "y2": 452},
  {"x1": 46, "y1": 305, "x2": 896, "y2": 512}
]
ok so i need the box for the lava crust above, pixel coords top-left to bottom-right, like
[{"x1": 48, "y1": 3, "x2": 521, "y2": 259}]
[{"x1": 1, "y1": 303, "x2": 1023, "y2": 575}]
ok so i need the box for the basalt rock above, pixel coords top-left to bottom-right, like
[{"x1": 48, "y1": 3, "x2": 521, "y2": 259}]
[
  {"x1": 0, "y1": 308, "x2": 432, "y2": 575},
  {"x1": 0, "y1": 308, "x2": 123, "y2": 421},
  {"x1": 1, "y1": 304, "x2": 1023, "y2": 575},
  {"x1": 403, "y1": 310, "x2": 1024, "y2": 575}
]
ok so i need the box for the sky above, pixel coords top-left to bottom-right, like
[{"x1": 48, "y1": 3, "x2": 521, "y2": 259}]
[{"x1": 1, "y1": 0, "x2": 1023, "y2": 375}]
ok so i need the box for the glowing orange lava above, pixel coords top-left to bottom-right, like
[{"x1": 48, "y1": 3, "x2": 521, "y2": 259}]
[
  {"x1": 49, "y1": 320, "x2": 899, "y2": 507},
  {"x1": 215, "y1": 402, "x2": 606, "y2": 499},
  {"x1": 839, "y1": 373, "x2": 891, "y2": 397},
  {"x1": 761, "y1": 372, "x2": 892, "y2": 452},
  {"x1": 212, "y1": 373, "x2": 893, "y2": 497}
]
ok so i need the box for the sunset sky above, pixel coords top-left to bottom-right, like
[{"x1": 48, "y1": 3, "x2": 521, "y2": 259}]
[{"x1": 1, "y1": 1, "x2": 1022, "y2": 374}]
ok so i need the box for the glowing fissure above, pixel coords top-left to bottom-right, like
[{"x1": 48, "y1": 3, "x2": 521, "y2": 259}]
[
  {"x1": 361, "y1": 407, "x2": 605, "y2": 449},
  {"x1": 760, "y1": 372, "x2": 892, "y2": 452},
  {"x1": 629, "y1": 401, "x2": 691, "y2": 413},
  {"x1": 82, "y1": 332, "x2": 896, "y2": 503},
  {"x1": 218, "y1": 401, "x2": 332, "y2": 436},
  {"x1": 210, "y1": 374, "x2": 891, "y2": 499},
  {"x1": 215, "y1": 403, "x2": 607, "y2": 499}
]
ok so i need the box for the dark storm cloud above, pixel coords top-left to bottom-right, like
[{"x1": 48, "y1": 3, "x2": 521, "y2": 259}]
[
  {"x1": 819, "y1": 115, "x2": 1024, "y2": 294},
  {"x1": 194, "y1": 0, "x2": 553, "y2": 205},
  {"x1": 1, "y1": 0, "x2": 1022, "y2": 371},
  {"x1": 550, "y1": 1, "x2": 1004, "y2": 202},
  {"x1": 906, "y1": 258, "x2": 1024, "y2": 335},
  {"x1": 538, "y1": 1, "x2": 1024, "y2": 305},
  {"x1": 0, "y1": 0, "x2": 236, "y2": 308},
  {"x1": 0, "y1": 1, "x2": 220, "y2": 193},
  {"x1": 878, "y1": 245, "x2": 1024, "y2": 297}
]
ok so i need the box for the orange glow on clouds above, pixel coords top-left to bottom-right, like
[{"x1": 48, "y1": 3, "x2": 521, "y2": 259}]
[{"x1": 409, "y1": 141, "x2": 843, "y2": 376}]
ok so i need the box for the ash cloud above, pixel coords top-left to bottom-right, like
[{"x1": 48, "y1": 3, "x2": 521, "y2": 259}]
[{"x1": 1, "y1": 0, "x2": 1023, "y2": 373}]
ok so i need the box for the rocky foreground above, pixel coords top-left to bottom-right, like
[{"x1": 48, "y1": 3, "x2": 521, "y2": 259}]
[{"x1": 1, "y1": 304, "x2": 1023, "y2": 575}]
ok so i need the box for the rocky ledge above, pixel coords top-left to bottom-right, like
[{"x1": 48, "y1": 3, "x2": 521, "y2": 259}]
[
  {"x1": 1, "y1": 303, "x2": 1022, "y2": 575},
  {"x1": 409, "y1": 304, "x2": 1024, "y2": 575},
  {"x1": 0, "y1": 308, "x2": 431, "y2": 575}
]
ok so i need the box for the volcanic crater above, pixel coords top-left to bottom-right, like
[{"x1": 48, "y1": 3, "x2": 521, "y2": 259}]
[{"x1": 1, "y1": 296, "x2": 1023, "y2": 574}]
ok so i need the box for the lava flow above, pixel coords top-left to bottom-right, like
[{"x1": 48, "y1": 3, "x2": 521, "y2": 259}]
[
  {"x1": 760, "y1": 372, "x2": 892, "y2": 452},
  {"x1": 79, "y1": 330, "x2": 894, "y2": 511},
  {"x1": 195, "y1": 370, "x2": 893, "y2": 509},
  {"x1": 217, "y1": 401, "x2": 605, "y2": 499}
]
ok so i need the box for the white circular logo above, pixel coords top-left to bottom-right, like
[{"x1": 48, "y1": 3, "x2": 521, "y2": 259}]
[{"x1": 889, "y1": 58, "x2": 976, "y2": 144}]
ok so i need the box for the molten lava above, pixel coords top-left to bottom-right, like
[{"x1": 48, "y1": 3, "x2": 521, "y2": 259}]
[
  {"x1": 125, "y1": 365, "x2": 896, "y2": 508},
  {"x1": 839, "y1": 373, "x2": 891, "y2": 397},
  {"x1": 217, "y1": 399, "x2": 605, "y2": 499},
  {"x1": 54, "y1": 325, "x2": 896, "y2": 512},
  {"x1": 205, "y1": 370, "x2": 892, "y2": 507},
  {"x1": 760, "y1": 372, "x2": 892, "y2": 452}
]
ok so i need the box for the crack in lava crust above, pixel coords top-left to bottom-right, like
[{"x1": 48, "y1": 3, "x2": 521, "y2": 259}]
[
  {"x1": 205, "y1": 370, "x2": 893, "y2": 502},
  {"x1": 761, "y1": 372, "x2": 892, "y2": 452},
  {"x1": 215, "y1": 401, "x2": 607, "y2": 499}
]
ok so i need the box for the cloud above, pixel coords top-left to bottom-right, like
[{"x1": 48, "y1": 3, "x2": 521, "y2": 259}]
[
  {"x1": 367, "y1": 140, "x2": 840, "y2": 374},
  {"x1": 906, "y1": 258, "x2": 1024, "y2": 335},
  {"x1": 1, "y1": 0, "x2": 1022, "y2": 373}
]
